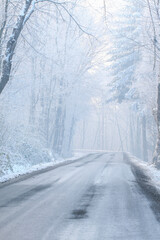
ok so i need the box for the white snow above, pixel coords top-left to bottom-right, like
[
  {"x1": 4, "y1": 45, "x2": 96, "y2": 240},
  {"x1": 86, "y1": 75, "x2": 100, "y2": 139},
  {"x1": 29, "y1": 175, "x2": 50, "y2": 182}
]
[
  {"x1": 0, "y1": 151, "x2": 88, "y2": 184},
  {"x1": 129, "y1": 153, "x2": 160, "y2": 190}
]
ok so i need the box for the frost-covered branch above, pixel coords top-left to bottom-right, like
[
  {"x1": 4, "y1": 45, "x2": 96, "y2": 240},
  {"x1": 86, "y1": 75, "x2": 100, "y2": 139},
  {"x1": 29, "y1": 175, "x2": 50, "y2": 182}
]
[
  {"x1": 0, "y1": 0, "x2": 96, "y2": 94},
  {"x1": 0, "y1": 0, "x2": 34, "y2": 94}
]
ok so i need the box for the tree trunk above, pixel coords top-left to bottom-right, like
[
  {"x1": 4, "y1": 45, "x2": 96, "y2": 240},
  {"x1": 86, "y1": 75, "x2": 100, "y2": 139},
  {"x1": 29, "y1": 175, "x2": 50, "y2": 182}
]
[
  {"x1": 135, "y1": 116, "x2": 141, "y2": 158},
  {"x1": 142, "y1": 115, "x2": 148, "y2": 162},
  {"x1": 0, "y1": 0, "x2": 33, "y2": 94},
  {"x1": 153, "y1": 82, "x2": 160, "y2": 166},
  {"x1": 52, "y1": 98, "x2": 66, "y2": 155},
  {"x1": 129, "y1": 113, "x2": 135, "y2": 155}
]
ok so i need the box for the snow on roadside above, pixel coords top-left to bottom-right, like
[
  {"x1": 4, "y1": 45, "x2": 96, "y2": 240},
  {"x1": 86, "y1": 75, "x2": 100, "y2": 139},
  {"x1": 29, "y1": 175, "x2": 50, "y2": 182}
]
[
  {"x1": 128, "y1": 153, "x2": 160, "y2": 190},
  {"x1": 0, "y1": 152, "x2": 88, "y2": 184}
]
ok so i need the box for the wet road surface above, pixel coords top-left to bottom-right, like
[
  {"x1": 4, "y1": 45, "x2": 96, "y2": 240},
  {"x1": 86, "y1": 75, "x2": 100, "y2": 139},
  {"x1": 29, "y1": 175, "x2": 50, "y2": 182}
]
[{"x1": 0, "y1": 152, "x2": 160, "y2": 240}]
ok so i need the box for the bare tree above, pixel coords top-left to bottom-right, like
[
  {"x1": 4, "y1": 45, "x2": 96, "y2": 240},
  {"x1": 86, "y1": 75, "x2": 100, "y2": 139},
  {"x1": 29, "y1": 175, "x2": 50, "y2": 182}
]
[
  {"x1": 145, "y1": 0, "x2": 160, "y2": 165},
  {"x1": 0, "y1": 0, "x2": 89, "y2": 94}
]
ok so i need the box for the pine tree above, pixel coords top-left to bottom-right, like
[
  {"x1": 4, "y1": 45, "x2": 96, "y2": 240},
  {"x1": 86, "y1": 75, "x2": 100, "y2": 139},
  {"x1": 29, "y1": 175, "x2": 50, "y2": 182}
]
[{"x1": 106, "y1": 0, "x2": 142, "y2": 103}]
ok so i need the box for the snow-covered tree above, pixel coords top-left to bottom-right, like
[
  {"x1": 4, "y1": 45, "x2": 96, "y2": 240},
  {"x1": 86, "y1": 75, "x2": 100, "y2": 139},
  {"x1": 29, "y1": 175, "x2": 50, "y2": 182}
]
[{"x1": 105, "y1": 0, "x2": 142, "y2": 103}]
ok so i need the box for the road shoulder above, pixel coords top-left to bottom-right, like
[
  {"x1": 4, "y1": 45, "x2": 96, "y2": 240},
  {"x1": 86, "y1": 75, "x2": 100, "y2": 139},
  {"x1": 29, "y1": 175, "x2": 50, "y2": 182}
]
[{"x1": 124, "y1": 152, "x2": 160, "y2": 222}]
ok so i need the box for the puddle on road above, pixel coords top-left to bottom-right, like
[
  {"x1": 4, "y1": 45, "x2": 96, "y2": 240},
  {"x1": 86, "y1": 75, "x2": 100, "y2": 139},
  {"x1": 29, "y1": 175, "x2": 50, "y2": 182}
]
[
  {"x1": 70, "y1": 184, "x2": 105, "y2": 220},
  {"x1": 71, "y1": 209, "x2": 88, "y2": 219}
]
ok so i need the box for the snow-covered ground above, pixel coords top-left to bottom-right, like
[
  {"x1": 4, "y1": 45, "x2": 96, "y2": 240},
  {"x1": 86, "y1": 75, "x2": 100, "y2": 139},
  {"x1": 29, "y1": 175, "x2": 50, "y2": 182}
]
[
  {"x1": 0, "y1": 151, "x2": 88, "y2": 184},
  {"x1": 129, "y1": 154, "x2": 160, "y2": 190}
]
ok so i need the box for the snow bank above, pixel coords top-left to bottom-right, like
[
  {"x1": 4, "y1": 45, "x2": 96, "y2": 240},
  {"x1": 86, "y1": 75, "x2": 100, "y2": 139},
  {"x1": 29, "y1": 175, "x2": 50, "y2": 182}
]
[
  {"x1": 0, "y1": 149, "x2": 88, "y2": 183},
  {"x1": 0, "y1": 122, "x2": 89, "y2": 184},
  {"x1": 128, "y1": 154, "x2": 160, "y2": 190}
]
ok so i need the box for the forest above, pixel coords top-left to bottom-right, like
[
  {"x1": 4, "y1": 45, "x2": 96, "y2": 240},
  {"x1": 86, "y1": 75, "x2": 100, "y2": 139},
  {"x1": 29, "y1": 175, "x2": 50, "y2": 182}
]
[
  {"x1": 0, "y1": 0, "x2": 160, "y2": 177},
  {"x1": 1, "y1": 1, "x2": 160, "y2": 240}
]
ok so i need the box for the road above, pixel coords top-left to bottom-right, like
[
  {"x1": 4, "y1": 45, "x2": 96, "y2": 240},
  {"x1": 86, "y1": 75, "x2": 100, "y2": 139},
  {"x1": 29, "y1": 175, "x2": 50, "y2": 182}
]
[{"x1": 0, "y1": 152, "x2": 160, "y2": 240}]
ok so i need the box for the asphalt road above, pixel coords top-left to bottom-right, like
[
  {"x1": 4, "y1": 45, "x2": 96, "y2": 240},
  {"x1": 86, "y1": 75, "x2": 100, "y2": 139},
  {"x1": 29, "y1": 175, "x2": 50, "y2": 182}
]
[{"x1": 0, "y1": 152, "x2": 160, "y2": 240}]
